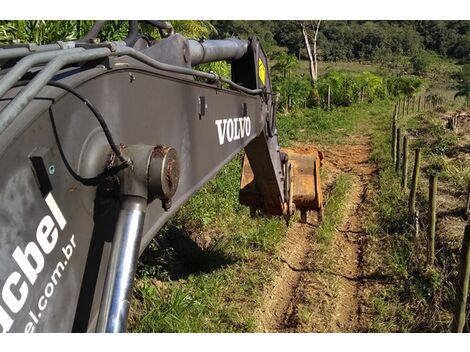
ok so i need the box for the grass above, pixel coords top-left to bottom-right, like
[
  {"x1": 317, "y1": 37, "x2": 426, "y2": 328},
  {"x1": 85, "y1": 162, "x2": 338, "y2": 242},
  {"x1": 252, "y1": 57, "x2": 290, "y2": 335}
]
[
  {"x1": 129, "y1": 155, "x2": 288, "y2": 332},
  {"x1": 363, "y1": 100, "x2": 470, "y2": 332},
  {"x1": 316, "y1": 173, "x2": 353, "y2": 245},
  {"x1": 277, "y1": 99, "x2": 393, "y2": 147},
  {"x1": 129, "y1": 57, "x2": 468, "y2": 332},
  {"x1": 129, "y1": 95, "x2": 396, "y2": 332},
  {"x1": 293, "y1": 173, "x2": 354, "y2": 331},
  {"x1": 296, "y1": 60, "x2": 381, "y2": 77}
]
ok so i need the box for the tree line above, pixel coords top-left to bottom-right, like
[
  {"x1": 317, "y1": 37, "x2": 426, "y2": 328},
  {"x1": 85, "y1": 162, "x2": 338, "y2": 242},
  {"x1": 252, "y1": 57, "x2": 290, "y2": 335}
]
[{"x1": 211, "y1": 20, "x2": 470, "y2": 64}]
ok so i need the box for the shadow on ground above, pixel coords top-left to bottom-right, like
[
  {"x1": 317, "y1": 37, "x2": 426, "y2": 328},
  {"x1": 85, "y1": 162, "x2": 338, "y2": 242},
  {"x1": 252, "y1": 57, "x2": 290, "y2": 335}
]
[{"x1": 138, "y1": 225, "x2": 235, "y2": 280}]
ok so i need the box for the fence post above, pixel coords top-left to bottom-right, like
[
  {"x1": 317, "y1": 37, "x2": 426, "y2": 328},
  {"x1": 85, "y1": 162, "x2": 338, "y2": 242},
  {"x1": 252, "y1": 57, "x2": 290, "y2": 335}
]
[
  {"x1": 418, "y1": 95, "x2": 421, "y2": 112},
  {"x1": 327, "y1": 85, "x2": 331, "y2": 110},
  {"x1": 392, "y1": 107, "x2": 398, "y2": 162},
  {"x1": 452, "y1": 224, "x2": 470, "y2": 333},
  {"x1": 427, "y1": 174, "x2": 437, "y2": 267},
  {"x1": 395, "y1": 128, "x2": 401, "y2": 173},
  {"x1": 409, "y1": 149, "x2": 422, "y2": 219},
  {"x1": 406, "y1": 96, "x2": 410, "y2": 115},
  {"x1": 402, "y1": 97, "x2": 406, "y2": 115},
  {"x1": 401, "y1": 135, "x2": 409, "y2": 191},
  {"x1": 413, "y1": 209, "x2": 420, "y2": 238},
  {"x1": 465, "y1": 180, "x2": 470, "y2": 221}
]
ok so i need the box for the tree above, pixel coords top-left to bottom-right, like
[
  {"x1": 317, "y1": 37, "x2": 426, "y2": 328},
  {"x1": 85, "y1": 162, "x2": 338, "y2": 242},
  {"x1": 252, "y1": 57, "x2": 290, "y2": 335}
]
[
  {"x1": 455, "y1": 64, "x2": 470, "y2": 107},
  {"x1": 272, "y1": 51, "x2": 298, "y2": 78},
  {"x1": 298, "y1": 20, "x2": 321, "y2": 84}
]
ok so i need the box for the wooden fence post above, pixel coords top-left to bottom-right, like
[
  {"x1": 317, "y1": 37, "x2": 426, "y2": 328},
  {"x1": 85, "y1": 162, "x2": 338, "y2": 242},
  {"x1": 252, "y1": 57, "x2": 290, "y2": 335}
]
[
  {"x1": 465, "y1": 180, "x2": 470, "y2": 221},
  {"x1": 409, "y1": 149, "x2": 422, "y2": 219},
  {"x1": 392, "y1": 107, "x2": 398, "y2": 162},
  {"x1": 412, "y1": 96, "x2": 415, "y2": 113},
  {"x1": 452, "y1": 224, "x2": 470, "y2": 332},
  {"x1": 395, "y1": 128, "x2": 402, "y2": 173},
  {"x1": 327, "y1": 85, "x2": 331, "y2": 110},
  {"x1": 402, "y1": 97, "x2": 406, "y2": 115},
  {"x1": 406, "y1": 97, "x2": 410, "y2": 115},
  {"x1": 401, "y1": 135, "x2": 409, "y2": 191},
  {"x1": 418, "y1": 95, "x2": 421, "y2": 112},
  {"x1": 427, "y1": 174, "x2": 437, "y2": 266},
  {"x1": 414, "y1": 209, "x2": 420, "y2": 238}
]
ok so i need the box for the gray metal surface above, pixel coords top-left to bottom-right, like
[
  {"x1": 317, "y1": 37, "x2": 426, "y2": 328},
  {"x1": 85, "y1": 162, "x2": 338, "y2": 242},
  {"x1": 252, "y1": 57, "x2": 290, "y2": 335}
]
[
  {"x1": 0, "y1": 47, "x2": 113, "y2": 134},
  {"x1": 0, "y1": 63, "x2": 263, "y2": 332},
  {"x1": 0, "y1": 33, "x2": 283, "y2": 333},
  {"x1": 0, "y1": 47, "x2": 85, "y2": 98},
  {"x1": 0, "y1": 43, "x2": 71, "y2": 61},
  {"x1": 0, "y1": 42, "x2": 262, "y2": 138},
  {"x1": 189, "y1": 38, "x2": 248, "y2": 66},
  {"x1": 96, "y1": 197, "x2": 146, "y2": 333}
]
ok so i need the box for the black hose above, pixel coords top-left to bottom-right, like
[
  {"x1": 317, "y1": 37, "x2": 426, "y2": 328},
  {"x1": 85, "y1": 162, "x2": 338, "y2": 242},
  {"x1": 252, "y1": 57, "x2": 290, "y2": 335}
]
[
  {"x1": 124, "y1": 21, "x2": 140, "y2": 46},
  {"x1": 13, "y1": 80, "x2": 131, "y2": 186},
  {"x1": 48, "y1": 107, "x2": 128, "y2": 186},
  {"x1": 45, "y1": 81, "x2": 130, "y2": 166},
  {"x1": 143, "y1": 20, "x2": 174, "y2": 38},
  {"x1": 80, "y1": 21, "x2": 108, "y2": 42}
]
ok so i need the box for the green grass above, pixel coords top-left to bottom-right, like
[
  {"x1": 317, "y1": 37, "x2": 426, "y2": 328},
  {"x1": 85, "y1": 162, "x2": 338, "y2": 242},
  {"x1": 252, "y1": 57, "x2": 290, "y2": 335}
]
[
  {"x1": 291, "y1": 172, "x2": 354, "y2": 331},
  {"x1": 317, "y1": 173, "x2": 353, "y2": 245},
  {"x1": 129, "y1": 155, "x2": 287, "y2": 332},
  {"x1": 129, "y1": 57, "x2": 466, "y2": 332},
  {"x1": 296, "y1": 60, "x2": 381, "y2": 77},
  {"x1": 362, "y1": 102, "x2": 467, "y2": 332},
  {"x1": 277, "y1": 99, "x2": 393, "y2": 146}
]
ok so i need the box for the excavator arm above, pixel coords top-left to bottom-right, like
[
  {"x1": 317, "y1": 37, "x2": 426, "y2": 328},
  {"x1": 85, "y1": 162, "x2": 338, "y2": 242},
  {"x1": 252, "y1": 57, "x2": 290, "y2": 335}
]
[{"x1": 0, "y1": 21, "x2": 323, "y2": 332}]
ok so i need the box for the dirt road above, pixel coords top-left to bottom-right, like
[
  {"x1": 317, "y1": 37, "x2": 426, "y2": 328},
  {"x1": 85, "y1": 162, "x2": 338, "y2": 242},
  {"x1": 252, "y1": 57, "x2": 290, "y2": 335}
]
[{"x1": 259, "y1": 136, "x2": 377, "y2": 332}]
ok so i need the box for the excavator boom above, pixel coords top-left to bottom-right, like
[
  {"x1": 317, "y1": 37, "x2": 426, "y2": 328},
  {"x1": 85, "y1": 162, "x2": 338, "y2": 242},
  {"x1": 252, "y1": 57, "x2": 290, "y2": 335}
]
[{"x1": 0, "y1": 21, "x2": 323, "y2": 332}]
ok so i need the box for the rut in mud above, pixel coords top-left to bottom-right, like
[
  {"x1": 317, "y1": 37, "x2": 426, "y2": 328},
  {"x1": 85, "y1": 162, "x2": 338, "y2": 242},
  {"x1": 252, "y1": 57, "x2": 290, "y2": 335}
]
[{"x1": 259, "y1": 136, "x2": 377, "y2": 332}]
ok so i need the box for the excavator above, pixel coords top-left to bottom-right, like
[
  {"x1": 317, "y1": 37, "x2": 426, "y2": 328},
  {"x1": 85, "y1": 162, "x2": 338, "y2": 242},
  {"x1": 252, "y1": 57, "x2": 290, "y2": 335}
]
[{"x1": 0, "y1": 20, "x2": 323, "y2": 333}]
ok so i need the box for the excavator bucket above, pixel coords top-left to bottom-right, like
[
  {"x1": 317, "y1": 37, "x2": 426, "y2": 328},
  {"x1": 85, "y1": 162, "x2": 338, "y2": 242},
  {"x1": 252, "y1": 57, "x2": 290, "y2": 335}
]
[{"x1": 240, "y1": 148, "x2": 324, "y2": 222}]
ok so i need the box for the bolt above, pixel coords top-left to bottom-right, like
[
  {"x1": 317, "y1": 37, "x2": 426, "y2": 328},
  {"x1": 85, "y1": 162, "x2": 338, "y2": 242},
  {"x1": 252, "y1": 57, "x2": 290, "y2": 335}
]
[
  {"x1": 162, "y1": 199, "x2": 172, "y2": 211},
  {"x1": 48, "y1": 165, "x2": 56, "y2": 175}
]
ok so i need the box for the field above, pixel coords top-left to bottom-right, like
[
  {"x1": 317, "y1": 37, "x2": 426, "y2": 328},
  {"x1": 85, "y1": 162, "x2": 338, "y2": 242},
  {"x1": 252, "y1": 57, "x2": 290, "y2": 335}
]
[{"x1": 126, "y1": 54, "x2": 469, "y2": 332}]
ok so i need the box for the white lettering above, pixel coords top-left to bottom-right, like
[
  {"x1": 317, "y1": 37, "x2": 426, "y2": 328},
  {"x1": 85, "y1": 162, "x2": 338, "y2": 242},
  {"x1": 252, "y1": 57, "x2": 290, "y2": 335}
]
[
  {"x1": 62, "y1": 244, "x2": 73, "y2": 260},
  {"x1": 45, "y1": 193, "x2": 66, "y2": 230},
  {"x1": 215, "y1": 117, "x2": 252, "y2": 145},
  {"x1": 12, "y1": 242, "x2": 44, "y2": 285},
  {"x1": 24, "y1": 322, "x2": 35, "y2": 333},
  {"x1": 233, "y1": 118, "x2": 240, "y2": 140},
  {"x1": 1, "y1": 272, "x2": 28, "y2": 313},
  {"x1": 38, "y1": 296, "x2": 47, "y2": 311},
  {"x1": 238, "y1": 118, "x2": 245, "y2": 138},
  {"x1": 0, "y1": 305, "x2": 13, "y2": 333},
  {"x1": 51, "y1": 262, "x2": 65, "y2": 285},
  {"x1": 215, "y1": 119, "x2": 227, "y2": 145},
  {"x1": 36, "y1": 215, "x2": 57, "y2": 254},
  {"x1": 28, "y1": 310, "x2": 39, "y2": 324},
  {"x1": 44, "y1": 283, "x2": 54, "y2": 298},
  {"x1": 227, "y1": 119, "x2": 234, "y2": 142}
]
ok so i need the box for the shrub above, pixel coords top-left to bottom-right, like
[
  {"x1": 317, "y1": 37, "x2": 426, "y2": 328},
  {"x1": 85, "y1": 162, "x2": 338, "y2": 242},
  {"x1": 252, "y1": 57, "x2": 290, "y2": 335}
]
[
  {"x1": 385, "y1": 75, "x2": 425, "y2": 97},
  {"x1": 316, "y1": 71, "x2": 386, "y2": 107}
]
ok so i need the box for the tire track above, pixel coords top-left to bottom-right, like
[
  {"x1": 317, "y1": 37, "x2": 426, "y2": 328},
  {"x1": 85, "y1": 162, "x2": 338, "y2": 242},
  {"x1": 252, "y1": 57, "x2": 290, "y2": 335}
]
[{"x1": 258, "y1": 136, "x2": 376, "y2": 332}]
